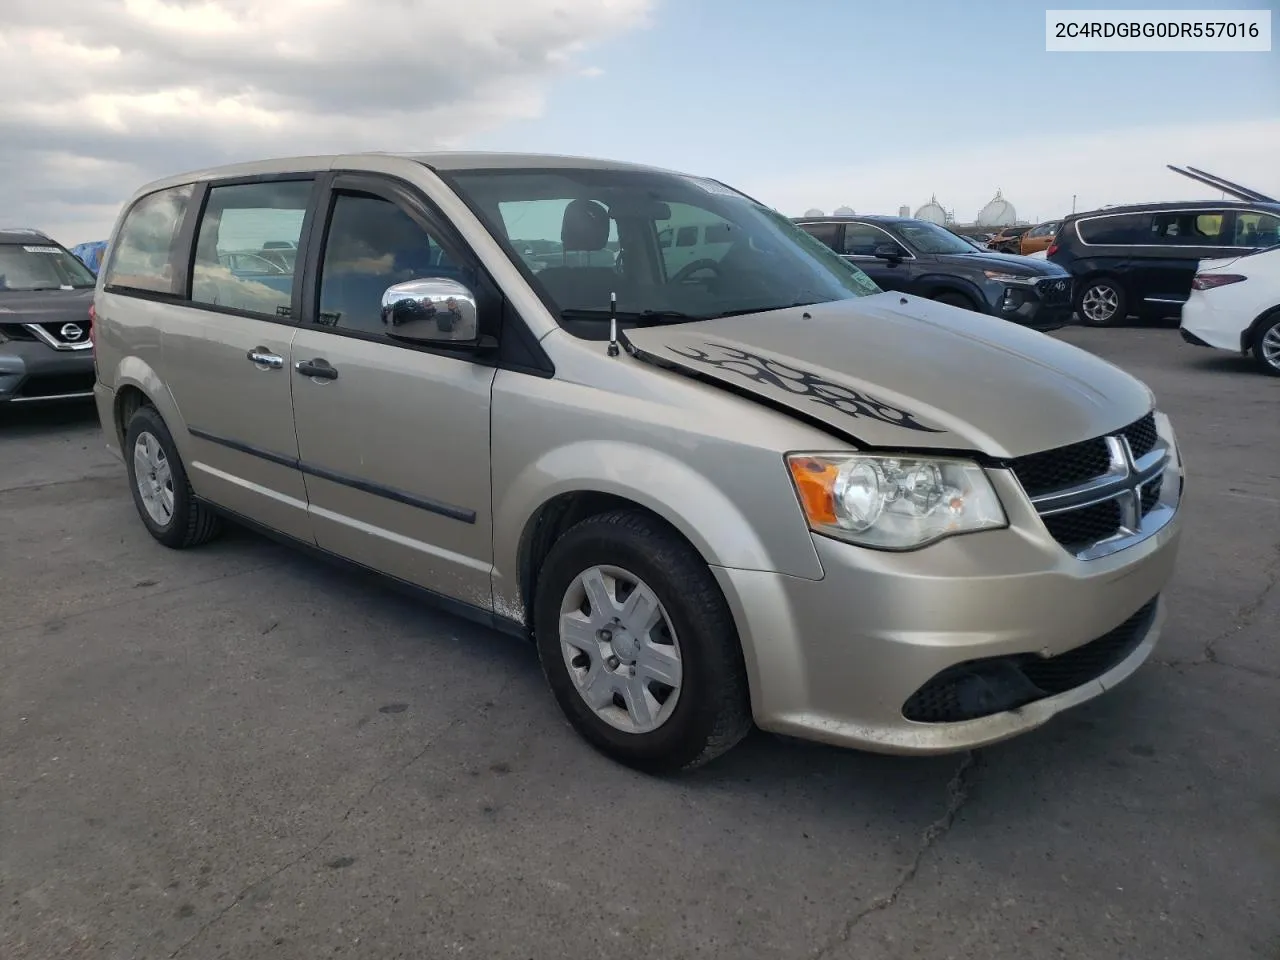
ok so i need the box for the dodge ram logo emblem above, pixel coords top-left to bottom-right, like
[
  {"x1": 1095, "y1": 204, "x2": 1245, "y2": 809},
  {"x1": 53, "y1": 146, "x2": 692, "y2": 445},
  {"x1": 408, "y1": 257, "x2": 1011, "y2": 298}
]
[{"x1": 60, "y1": 323, "x2": 84, "y2": 341}]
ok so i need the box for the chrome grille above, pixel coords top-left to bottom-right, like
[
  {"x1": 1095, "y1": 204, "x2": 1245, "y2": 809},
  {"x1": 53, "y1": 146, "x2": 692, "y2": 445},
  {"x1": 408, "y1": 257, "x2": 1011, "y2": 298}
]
[{"x1": 1009, "y1": 412, "x2": 1177, "y2": 560}]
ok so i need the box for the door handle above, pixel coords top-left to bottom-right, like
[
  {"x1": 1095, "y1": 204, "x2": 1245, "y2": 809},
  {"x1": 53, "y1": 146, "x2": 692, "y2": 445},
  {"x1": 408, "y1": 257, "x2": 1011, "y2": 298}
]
[
  {"x1": 295, "y1": 358, "x2": 339, "y2": 380},
  {"x1": 246, "y1": 347, "x2": 284, "y2": 369}
]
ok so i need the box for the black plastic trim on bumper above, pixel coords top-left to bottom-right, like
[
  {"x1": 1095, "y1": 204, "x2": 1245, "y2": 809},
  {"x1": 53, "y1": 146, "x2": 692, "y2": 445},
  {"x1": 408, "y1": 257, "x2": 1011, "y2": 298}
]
[
  {"x1": 902, "y1": 597, "x2": 1159, "y2": 723},
  {"x1": 1179, "y1": 328, "x2": 1212, "y2": 347}
]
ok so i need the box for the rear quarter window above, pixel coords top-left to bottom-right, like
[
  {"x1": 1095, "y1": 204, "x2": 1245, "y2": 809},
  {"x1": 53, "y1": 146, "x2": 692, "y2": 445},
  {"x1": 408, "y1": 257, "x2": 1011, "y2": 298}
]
[
  {"x1": 1076, "y1": 213, "x2": 1150, "y2": 246},
  {"x1": 103, "y1": 184, "x2": 195, "y2": 294}
]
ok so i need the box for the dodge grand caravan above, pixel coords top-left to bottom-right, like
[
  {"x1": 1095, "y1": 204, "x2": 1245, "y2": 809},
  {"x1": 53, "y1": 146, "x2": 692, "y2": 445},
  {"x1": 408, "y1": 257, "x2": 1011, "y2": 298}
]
[{"x1": 93, "y1": 152, "x2": 1185, "y2": 772}]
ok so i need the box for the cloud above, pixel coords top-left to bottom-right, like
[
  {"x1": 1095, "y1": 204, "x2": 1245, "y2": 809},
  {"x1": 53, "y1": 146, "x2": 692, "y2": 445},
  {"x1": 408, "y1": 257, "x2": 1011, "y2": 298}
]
[
  {"x1": 579, "y1": 66, "x2": 606, "y2": 77},
  {"x1": 0, "y1": 0, "x2": 653, "y2": 243},
  {"x1": 745, "y1": 116, "x2": 1280, "y2": 224}
]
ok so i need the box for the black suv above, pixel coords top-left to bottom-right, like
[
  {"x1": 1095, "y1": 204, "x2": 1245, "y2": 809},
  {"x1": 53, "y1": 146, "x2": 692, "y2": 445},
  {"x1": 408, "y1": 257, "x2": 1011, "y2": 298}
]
[
  {"x1": 794, "y1": 215, "x2": 1074, "y2": 331},
  {"x1": 1048, "y1": 201, "x2": 1280, "y2": 326},
  {"x1": 0, "y1": 228, "x2": 97, "y2": 405}
]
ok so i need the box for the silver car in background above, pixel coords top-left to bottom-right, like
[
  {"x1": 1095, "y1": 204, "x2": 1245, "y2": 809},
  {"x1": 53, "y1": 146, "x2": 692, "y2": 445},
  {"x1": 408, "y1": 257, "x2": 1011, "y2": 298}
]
[{"x1": 91, "y1": 152, "x2": 1184, "y2": 772}]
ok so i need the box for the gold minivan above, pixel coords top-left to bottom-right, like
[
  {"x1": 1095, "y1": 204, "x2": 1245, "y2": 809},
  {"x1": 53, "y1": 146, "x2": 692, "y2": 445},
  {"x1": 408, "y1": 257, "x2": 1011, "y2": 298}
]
[{"x1": 92, "y1": 152, "x2": 1185, "y2": 772}]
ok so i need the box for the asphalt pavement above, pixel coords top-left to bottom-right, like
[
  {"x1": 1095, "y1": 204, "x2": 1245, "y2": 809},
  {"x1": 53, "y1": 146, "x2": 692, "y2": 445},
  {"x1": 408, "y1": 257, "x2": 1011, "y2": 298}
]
[{"x1": 2, "y1": 325, "x2": 1277, "y2": 960}]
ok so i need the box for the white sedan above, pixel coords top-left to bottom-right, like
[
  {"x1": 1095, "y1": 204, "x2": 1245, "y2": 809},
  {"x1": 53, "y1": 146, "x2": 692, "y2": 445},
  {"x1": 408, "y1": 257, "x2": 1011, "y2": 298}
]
[{"x1": 1180, "y1": 245, "x2": 1280, "y2": 377}]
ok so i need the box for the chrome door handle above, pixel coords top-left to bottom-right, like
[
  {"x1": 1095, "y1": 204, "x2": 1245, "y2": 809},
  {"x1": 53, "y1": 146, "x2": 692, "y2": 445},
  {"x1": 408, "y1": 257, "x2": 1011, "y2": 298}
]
[{"x1": 247, "y1": 347, "x2": 284, "y2": 369}]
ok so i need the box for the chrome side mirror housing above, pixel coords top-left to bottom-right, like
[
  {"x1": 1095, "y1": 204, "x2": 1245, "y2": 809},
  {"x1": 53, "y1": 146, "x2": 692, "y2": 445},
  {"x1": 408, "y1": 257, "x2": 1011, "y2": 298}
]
[{"x1": 380, "y1": 277, "x2": 479, "y2": 344}]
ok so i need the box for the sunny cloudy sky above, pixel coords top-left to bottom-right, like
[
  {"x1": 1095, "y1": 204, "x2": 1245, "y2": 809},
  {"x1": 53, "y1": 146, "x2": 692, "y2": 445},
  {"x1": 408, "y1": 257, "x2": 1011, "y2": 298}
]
[{"x1": 1, "y1": 0, "x2": 1276, "y2": 244}]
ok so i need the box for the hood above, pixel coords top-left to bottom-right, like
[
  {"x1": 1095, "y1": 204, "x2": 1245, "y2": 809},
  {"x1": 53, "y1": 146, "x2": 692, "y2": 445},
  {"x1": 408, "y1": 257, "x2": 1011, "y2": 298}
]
[
  {"x1": 935, "y1": 250, "x2": 1068, "y2": 276},
  {"x1": 623, "y1": 293, "x2": 1152, "y2": 459},
  {"x1": 0, "y1": 287, "x2": 94, "y2": 325}
]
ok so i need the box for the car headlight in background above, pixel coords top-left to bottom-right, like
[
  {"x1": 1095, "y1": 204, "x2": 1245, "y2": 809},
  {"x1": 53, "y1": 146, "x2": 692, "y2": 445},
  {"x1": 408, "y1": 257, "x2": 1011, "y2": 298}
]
[
  {"x1": 983, "y1": 270, "x2": 1039, "y2": 285},
  {"x1": 786, "y1": 453, "x2": 1007, "y2": 550}
]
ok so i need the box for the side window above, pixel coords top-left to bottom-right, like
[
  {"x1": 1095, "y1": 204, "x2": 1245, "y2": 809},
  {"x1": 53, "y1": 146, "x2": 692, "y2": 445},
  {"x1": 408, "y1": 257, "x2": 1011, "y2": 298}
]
[
  {"x1": 842, "y1": 223, "x2": 901, "y2": 257},
  {"x1": 1232, "y1": 212, "x2": 1280, "y2": 248},
  {"x1": 1150, "y1": 211, "x2": 1225, "y2": 245},
  {"x1": 1077, "y1": 213, "x2": 1149, "y2": 245},
  {"x1": 675, "y1": 226, "x2": 698, "y2": 247},
  {"x1": 103, "y1": 184, "x2": 194, "y2": 294},
  {"x1": 317, "y1": 193, "x2": 462, "y2": 335},
  {"x1": 191, "y1": 180, "x2": 311, "y2": 317},
  {"x1": 797, "y1": 222, "x2": 840, "y2": 250}
]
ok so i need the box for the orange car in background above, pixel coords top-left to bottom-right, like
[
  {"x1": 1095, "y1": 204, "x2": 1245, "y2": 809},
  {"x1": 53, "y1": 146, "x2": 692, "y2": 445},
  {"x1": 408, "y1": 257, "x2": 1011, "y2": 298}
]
[
  {"x1": 987, "y1": 225, "x2": 1029, "y2": 253},
  {"x1": 1019, "y1": 220, "x2": 1060, "y2": 255}
]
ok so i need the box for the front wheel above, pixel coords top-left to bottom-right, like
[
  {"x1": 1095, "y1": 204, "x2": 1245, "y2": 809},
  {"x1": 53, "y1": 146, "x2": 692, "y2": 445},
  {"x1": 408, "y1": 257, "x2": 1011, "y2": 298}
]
[
  {"x1": 1076, "y1": 278, "x2": 1128, "y2": 327},
  {"x1": 933, "y1": 291, "x2": 978, "y2": 311},
  {"x1": 1252, "y1": 312, "x2": 1280, "y2": 377},
  {"x1": 533, "y1": 510, "x2": 752, "y2": 774}
]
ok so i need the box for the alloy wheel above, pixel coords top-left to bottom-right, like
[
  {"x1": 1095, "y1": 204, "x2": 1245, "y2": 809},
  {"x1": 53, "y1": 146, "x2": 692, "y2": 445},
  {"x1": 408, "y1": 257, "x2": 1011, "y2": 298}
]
[
  {"x1": 1081, "y1": 284, "x2": 1120, "y2": 324},
  {"x1": 1262, "y1": 322, "x2": 1280, "y2": 371}
]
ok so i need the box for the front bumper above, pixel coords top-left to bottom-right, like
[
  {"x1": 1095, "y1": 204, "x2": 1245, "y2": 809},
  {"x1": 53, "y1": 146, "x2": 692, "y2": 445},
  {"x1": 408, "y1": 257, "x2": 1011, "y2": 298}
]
[
  {"x1": 713, "y1": 466, "x2": 1183, "y2": 754},
  {"x1": 993, "y1": 281, "x2": 1074, "y2": 331},
  {"x1": 0, "y1": 339, "x2": 95, "y2": 403}
]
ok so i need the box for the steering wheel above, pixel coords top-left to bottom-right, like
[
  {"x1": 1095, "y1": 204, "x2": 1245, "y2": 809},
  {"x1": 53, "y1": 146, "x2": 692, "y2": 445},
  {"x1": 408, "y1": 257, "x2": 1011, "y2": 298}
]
[{"x1": 671, "y1": 258, "x2": 723, "y2": 284}]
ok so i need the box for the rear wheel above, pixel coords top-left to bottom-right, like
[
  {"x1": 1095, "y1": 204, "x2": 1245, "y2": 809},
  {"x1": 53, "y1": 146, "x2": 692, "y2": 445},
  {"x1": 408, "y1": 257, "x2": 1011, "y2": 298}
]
[
  {"x1": 533, "y1": 509, "x2": 752, "y2": 774},
  {"x1": 1252, "y1": 312, "x2": 1280, "y2": 377},
  {"x1": 124, "y1": 405, "x2": 221, "y2": 548},
  {"x1": 1077, "y1": 277, "x2": 1127, "y2": 327}
]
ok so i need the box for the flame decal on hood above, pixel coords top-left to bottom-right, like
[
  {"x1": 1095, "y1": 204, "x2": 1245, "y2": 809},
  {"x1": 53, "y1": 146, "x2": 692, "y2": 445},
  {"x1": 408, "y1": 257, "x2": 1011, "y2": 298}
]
[{"x1": 667, "y1": 342, "x2": 946, "y2": 434}]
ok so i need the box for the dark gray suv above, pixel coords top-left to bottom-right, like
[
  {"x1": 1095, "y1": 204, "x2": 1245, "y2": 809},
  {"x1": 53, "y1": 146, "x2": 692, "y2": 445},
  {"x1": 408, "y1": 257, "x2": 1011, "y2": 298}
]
[
  {"x1": 795, "y1": 215, "x2": 1074, "y2": 331},
  {"x1": 0, "y1": 228, "x2": 98, "y2": 405}
]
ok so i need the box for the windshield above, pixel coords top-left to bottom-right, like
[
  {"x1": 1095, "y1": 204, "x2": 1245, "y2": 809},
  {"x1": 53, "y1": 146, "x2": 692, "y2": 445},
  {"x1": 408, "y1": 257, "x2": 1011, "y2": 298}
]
[
  {"x1": 0, "y1": 243, "x2": 97, "y2": 291},
  {"x1": 442, "y1": 168, "x2": 880, "y2": 325},
  {"x1": 895, "y1": 222, "x2": 978, "y2": 255}
]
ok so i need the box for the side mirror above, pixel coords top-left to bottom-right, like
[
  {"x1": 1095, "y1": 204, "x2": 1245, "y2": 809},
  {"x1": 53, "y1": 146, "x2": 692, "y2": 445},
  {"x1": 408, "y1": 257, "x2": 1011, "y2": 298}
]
[
  {"x1": 873, "y1": 244, "x2": 905, "y2": 261},
  {"x1": 380, "y1": 277, "x2": 488, "y2": 348}
]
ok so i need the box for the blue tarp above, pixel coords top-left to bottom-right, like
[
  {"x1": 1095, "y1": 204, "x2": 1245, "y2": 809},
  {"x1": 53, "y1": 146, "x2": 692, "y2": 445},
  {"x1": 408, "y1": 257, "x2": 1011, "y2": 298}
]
[{"x1": 70, "y1": 240, "x2": 107, "y2": 274}]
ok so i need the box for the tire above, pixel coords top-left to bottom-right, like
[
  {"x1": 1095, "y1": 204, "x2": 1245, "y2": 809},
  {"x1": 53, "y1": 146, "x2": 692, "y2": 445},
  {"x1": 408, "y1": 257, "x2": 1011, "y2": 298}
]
[
  {"x1": 1252, "y1": 312, "x2": 1280, "y2": 377},
  {"x1": 933, "y1": 291, "x2": 978, "y2": 311},
  {"x1": 124, "y1": 405, "x2": 222, "y2": 549},
  {"x1": 1076, "y1": 277, "x2": 1128, "y2": 327},
  {"x1": 533, "y1": 509, "x2": 752, "y2": 774}
]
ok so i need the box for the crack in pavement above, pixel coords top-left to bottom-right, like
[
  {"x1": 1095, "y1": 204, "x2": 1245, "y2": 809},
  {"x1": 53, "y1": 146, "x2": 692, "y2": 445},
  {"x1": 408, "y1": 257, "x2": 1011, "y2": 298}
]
[
  {"x1": 1157, "y1": 542, "x2": 1279, "y2": 679},
  {"x1": 811, "y1": 751, "x2": 981, "y2": 960},
  {"x1": 167, "y1": 672, "x2": 521, "y2": 959},
  {"x1": 0, "y1": 471, "x2": 122, "y2": 497},
  {"x1": 6, "y1": 562, "x2": 286, "y2": 635}
]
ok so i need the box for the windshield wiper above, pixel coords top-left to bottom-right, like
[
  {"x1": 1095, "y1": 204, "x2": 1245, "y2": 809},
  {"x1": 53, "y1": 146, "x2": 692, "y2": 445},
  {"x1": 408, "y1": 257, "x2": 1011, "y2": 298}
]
[
  {"x1": 559, "y1": 307, "x2": 703, "y2": 325},
  {"x1": 712, "y1": 300, "x2": 823, "y2": 319}
]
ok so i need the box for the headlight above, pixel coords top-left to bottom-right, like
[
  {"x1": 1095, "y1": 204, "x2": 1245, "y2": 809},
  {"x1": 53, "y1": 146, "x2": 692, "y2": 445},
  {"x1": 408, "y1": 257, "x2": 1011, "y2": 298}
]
[
  {"x1": 983, "y1": 270, "x2": 1039, "y2": 286},
  {"x1": 786, "y1": 453, "x2": 1007, "y2": 550}
]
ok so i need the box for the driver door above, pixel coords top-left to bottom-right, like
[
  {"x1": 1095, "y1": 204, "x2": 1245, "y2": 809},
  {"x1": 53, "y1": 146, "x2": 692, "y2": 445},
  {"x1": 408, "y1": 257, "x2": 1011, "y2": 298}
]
[
  {"x1": 839, "y1": 222, "x2": 916, "y2": 293},
  {"x1": 289, "y1": 174, "x2": 497, "y2": 606}
]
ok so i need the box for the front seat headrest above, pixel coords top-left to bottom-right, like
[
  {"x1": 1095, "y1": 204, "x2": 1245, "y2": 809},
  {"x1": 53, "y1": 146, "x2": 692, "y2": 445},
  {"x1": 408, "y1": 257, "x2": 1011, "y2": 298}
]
[{"x1": 561, "y1": 199, "x2": 611, "y2": 252}]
